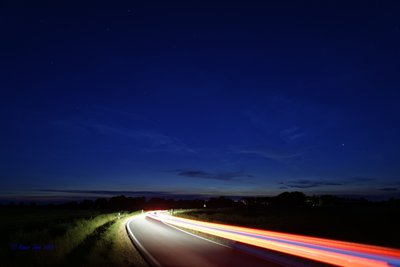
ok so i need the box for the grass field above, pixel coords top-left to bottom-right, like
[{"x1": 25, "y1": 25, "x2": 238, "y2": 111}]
[
  {"x1": 0, "y1": 208, "x2": 148, "y2": 267},
  {"x1": 174, "y1": 206, "x2": 400, "y2": 249}
]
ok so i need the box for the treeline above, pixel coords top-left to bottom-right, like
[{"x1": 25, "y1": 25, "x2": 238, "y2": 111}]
[
  {"x1": 2, "y1": 191, "x2": 400, "y2": 211},
  {"x1": 1, "y1": 196, "x2": 204, "y2": 211}
]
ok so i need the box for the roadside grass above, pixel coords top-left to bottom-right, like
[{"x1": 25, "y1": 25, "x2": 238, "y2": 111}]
[
  {"x1": 0, "y1": 209, "x2": 148, "y2": 267},
  {"x1": 54, "y1": 213, "x2": 118, "y2": 262},
  {"x1": 86, "y1": 211, "x2": 148, "y2": 267},
  {"x1": 174, "y1": 207, "x2": 400, "y2": 249},
  {"x1": 0, "y1": 208, "x2": 100, "y2": 237}
]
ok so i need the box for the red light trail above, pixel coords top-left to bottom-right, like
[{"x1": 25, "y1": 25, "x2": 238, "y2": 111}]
[{"x1": 147, "y1": 211, "x2": 400, "y2": 267}]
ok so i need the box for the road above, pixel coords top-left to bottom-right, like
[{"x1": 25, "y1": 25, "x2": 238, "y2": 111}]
[
  {"x1": 126, "y1": 212, "x2": 331, "y2": 267},
  {"x1": 140, "y1": 211, "x2": 400, "y2": 267}
]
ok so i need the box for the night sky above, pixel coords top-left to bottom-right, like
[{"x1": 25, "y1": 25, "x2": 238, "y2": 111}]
[{"x1": 1, "y1": 1, "x2": 400, "y2": 202}]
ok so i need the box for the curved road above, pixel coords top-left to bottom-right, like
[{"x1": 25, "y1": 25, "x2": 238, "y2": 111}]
[
  {"x1": 128, "y1": 213, "x2": 283, "y2": 267},
  {"x1": 126, "y1": 213, "x2": 329, "y2": 267}
]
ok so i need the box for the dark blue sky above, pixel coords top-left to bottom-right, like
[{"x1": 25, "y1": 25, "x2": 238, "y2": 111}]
[{"x1": 1, "y1": 1, "x2": 400, "y2": 201}]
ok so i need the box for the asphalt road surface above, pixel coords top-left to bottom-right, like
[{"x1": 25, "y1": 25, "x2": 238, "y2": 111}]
[{"x1": 126, "y1": 213, "x2": 330, "y2": 267}]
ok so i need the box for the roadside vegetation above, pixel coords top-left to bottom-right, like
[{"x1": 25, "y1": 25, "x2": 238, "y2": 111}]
[
  {"x1": 86, "y1": 211, "x2": 148, "y2": 267},
  {"x1": 0, "y1": 208, "x2": 147, "y2": 267}
]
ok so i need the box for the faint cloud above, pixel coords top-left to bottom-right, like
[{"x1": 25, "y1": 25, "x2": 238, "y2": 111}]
[
  {"x1": 244, "y1": 110, "x2": 270, "y2": 130},
  {"x1": 347, "y1": 176, "x2": 376, "y2": 183},
  {"x1": 281, "y1": 179, "x2": 342, "y2": 189},
  {"x1": 138, "y1": 131, "x2": 196, "y2": 154},
  {"x1": 171, "y1": 169, "x2": 254, "y2": 182},
  {"x1": 233, "y1": 146, "x2": 306, "y2": 161},
  {"x1": 280, "y1": 127, "x2": 306, "y2": 142},
  {"x1": 82, "y1": 122, "x2": 196, "y2": 154},
  {"x1": 380, "y1": 187, "x2": 398, "y2": 192},
  {"x1": 281, "y1": 176, "x2": 391, "y2": 190}
]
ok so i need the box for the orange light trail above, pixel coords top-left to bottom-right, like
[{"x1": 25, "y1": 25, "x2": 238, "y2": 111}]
[{"x1": 146, "y1": 211, "x2": 400, "y2": 267}]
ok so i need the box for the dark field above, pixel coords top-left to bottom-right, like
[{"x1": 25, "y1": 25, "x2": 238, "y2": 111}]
[
  {"x1": 176, "y1": 206, "x2": 400, "y2": 249},
  {"x1": 0, "y1": 208, "x2": 147, "y2": 267}
]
